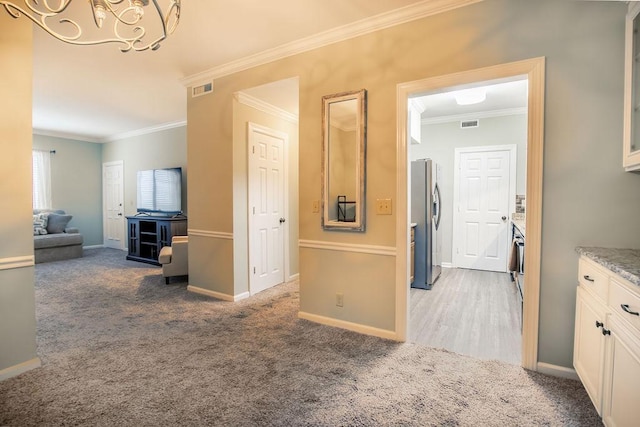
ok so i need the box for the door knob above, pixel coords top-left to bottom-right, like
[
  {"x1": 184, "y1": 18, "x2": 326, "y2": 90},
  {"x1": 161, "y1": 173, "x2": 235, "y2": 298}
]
[
  {"x1": 501, "y1": 216, "x2": 507, "y2": 221},
  {"x1": 279, "y1": 218, "x2": 286, "y2": 224},
  {"x1": 117, "y1": 213, "x2": 123, "y2": 216}
]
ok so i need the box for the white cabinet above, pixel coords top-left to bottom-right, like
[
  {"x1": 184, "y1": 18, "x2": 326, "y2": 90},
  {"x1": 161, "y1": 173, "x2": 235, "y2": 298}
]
[
  {"x1": 602, "y1": 315, "x2": 640, "y2": 427},
  {"x1": 574, "y1": 256, "x2": 640, "y2": 426},
  {"x1": 574, "y1": 286, "x2": 607, "y2": 415}
]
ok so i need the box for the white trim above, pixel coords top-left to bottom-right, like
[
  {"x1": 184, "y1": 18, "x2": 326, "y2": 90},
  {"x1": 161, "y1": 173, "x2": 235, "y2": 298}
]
[
  {"x1": 396, "y1": 57, "x2": 545, "y2": 372},
  {"x1": 288, "y1": 272, "x2": 300, "y2": 282},
  {"x1": 422, "y1": 107, "x2": 527, "y2": 125},
  {"x1": 180, "y1": 0, "x2": 482, "y2": 88},
  {"x1": 188, "y1": 229, "x2": 234, "y2": 240},
  {"x1": 83, "y1": 245, "x2": 105, "y2": 250},
  {"x1": 103, "y1": 121, "x2": 187, "y2": 143},
  {"x1": 441, "y1": 262, "x2": 453, "y2": 269},
  {"x1": 299, "y1": 239, "x2": 396, "y2": 256},
  {"x1": 0, "y1": 357, "x2": 41, "y2": 381},
  {"x1": 451, "y1": 144, "x2": 517, "y2": 271},
  {"x1": 0, "y1": 255, "x2": 34, "y2": 270},
  {"x1": 536, "y1": 362, "x2": 579, "y2": 381},
  {"x1": 32, "y1": 128, "x2": 102, "y2": 144},
  {"x1": 235, "y1": 92, "x2": 298, "y2": 123},
  {"x1": 298, "y1": 311, "x2": 398, "y2": 341},
  {"x1": 187, "y1": 285, "x2": 250, "y2": 302}
]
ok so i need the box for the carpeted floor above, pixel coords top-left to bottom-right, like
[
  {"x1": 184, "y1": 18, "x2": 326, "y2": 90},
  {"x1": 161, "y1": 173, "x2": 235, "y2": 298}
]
[{"x1": 0, "y1": 248, "x2": 600, "y2": 426}]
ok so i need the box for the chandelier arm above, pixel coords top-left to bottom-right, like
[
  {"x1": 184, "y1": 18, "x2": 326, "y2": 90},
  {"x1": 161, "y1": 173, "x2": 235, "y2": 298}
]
[
  {"x1": 1, "y1": 0, "x2": 181, "y2": 52},
  {"x1": 1, "y1": 1, "x2": 83, "y2": 41}
]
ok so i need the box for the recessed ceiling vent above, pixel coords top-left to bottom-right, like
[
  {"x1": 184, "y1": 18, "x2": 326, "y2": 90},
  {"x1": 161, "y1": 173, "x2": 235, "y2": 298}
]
[
  {"x1": 460, "y1": 119, "x2": 479, "y2": 129},
  {"x1": 192, "y1": 82, "x2": 213, "y2": 98}
]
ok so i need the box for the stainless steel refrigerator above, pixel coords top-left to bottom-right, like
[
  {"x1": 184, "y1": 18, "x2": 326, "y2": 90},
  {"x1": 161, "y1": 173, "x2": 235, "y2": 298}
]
[{"x1": 411, "y1": 159, "x2": 442, "y2": 289}]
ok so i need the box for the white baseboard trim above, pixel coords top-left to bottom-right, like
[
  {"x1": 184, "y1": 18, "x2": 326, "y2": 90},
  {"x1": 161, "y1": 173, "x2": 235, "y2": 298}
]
[
  {"x1": 442, "y1": 262, "x2": 453, "y2": 268},
  {"x1": 0, "y1": 357, "x2": 41, "y2": 382},
  {"x1": 536, "y1": 362, "x2": 579, "y2": 381},
  {"x1": 187, "y1": 285, "x2": 249, "y2": 302},
  {"x1": 288, "y1": 273, "x2": 300, "y2": 282},
  {"x1": 298, "y1": 311, "x2": 398, "y2": 341},
  {"x1": 0, "y1": 255, "x2": 34, "y2": 271},
  {"x1": 83, "y1": 245, "x2": 105, "y2": 250}
]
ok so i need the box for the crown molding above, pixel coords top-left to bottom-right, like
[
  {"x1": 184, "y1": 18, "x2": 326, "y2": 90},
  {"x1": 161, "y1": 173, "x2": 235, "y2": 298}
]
[
  {"x1": 104, "y1": 120, "x2": 187, "y2": 142},
  {"x1": 180, "y1": 0, "x2": 483, "y2": 87},
  {"x1": 422, "y1": 107, "x2": 527, "y2": 125},
  {"x1": 32, "y1": 128, "x2": 102, "y2": 144},
  {"x1": 234, "y1": 92, "x2": 298, "y2": 123}
]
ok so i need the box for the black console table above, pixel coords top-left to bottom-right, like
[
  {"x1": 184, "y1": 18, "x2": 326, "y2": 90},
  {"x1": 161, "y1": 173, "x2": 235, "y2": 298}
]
[{"x1": 126, "y1": 216, "x2": 187, "y2": 266}]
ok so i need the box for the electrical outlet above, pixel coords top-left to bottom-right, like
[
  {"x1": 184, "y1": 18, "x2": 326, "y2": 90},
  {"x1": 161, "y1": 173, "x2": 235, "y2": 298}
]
[
  {"x1": 376, "y1": 198, "x2": 392, "y2": 215},
  {"x1": 336, "y1": 293, "x2": 344, "y2": 307},
  {"x1": 312, "y1": 200, "x2": 320, "y2": 213}
]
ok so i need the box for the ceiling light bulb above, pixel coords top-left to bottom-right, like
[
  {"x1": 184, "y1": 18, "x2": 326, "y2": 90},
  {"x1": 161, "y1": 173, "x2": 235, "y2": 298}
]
[
  {"x1": 91, "y1": 0, "x2": 107, "y2": 28},
  {"x1": 132, "y1": 0, "x2": 145, "y2": 19},
  {"x1": 453, "y1": 88, "x2": 487, "y2": 106}
]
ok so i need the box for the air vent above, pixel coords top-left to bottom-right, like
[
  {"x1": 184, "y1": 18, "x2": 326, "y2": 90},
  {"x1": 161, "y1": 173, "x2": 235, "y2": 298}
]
[
  {"x1": 192, "y1": 82, "x2": 213, "y2": 98},
  {"x1": 460, "y1": 119, "x2": 479, "y2": 129}
]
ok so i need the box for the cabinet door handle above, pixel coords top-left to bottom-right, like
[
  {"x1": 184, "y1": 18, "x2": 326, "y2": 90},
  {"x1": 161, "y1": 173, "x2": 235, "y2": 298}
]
[
  {"x1": 595, "y1": 320, "x2": 604, "y2": 329},
  {"x1": 621, "y1": 304, "x2": 640, "y2": 316},
  {"x1": 602, "y1": 328, "x2": 611, "y2": 336},
  {"x1": 583, "y1": 275, "x2": 595, "y2": 282}
]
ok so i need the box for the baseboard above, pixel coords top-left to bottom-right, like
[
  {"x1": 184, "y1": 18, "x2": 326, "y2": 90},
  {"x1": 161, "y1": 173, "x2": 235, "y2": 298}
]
[
  {"x1": 288, "y1": 273, "x2": 300, "y2": 282},
  {"x1": 442, "y1": 262, "x2": 453, "y2": 269},
  {"x1": 0, "y1": 357, "x2": 41, "y2": 382},
  {"x1": 187, "y1": 285, "x2": 249, "y2": 302},
  {"x1": 298, "y1": 311, "x2": 398, "y2": 341},
  {"x1": 83, "y1": 245, "x2": 105, "y2": 250},
  {"x1": 536, "y1": 362, "x2": 579, "y2": 381}
]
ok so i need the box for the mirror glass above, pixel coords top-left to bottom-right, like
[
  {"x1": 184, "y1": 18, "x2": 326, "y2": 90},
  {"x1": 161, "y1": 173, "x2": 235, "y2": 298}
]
[{"x1": 322, "y1": 89, "x2": 367, "y2": 231}]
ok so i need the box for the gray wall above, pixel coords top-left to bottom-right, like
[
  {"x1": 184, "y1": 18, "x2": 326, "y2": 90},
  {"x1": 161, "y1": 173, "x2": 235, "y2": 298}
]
[
  {"x1": 102, "y1": 126, "x2": 187, "y2": 219},
  {"x1": 410, "y1": 114, "x2": 527, "y2": 265},
  {"x1": 33, "y1": 135, "x2": 103, "y2": 246}
]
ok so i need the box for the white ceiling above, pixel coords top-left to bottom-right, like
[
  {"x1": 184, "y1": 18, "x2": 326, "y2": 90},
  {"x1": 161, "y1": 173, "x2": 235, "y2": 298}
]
[
  {"x1": 29, "y1": 0, "x2": 434, "y2": 142},
  {"x1": 24, "y1": 0, "x2": 545, "y2": 142}
]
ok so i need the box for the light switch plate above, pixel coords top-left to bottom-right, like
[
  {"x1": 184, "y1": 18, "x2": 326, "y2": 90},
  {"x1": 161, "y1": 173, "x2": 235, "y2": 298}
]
[
  {"x1": 312, "y1": 200, "x2": 320, "y2": 213},
  {"x1": 376, "y1": 198, "x2": 392, "y2": 215}
]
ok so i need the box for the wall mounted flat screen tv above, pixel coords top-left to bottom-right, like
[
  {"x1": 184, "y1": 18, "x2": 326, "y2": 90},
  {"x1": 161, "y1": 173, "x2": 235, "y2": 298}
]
[{"x1": 136, "y1": 167, "x2": 182, "y2": 215}]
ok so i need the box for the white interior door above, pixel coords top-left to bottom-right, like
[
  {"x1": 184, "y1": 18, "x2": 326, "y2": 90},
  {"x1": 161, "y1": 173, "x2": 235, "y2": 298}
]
[
  {"x1": 249, "y1": 123, "x2": 286, "y2": 294},
  {"x1": 103, "y1": 161, "x2": 125, "y2": 250},
  {"x1": 453, "y1": 146, "x2": 515, "y2": 272}
]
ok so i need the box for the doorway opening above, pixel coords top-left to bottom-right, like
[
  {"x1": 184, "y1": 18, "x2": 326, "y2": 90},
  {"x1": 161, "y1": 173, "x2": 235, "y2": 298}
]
[
  {"x1": 396, "y1": 58, "x2": 545, "y2": 370},
  {"x1": 233, "y1": 77, "x2": 300, "y2": 297}
]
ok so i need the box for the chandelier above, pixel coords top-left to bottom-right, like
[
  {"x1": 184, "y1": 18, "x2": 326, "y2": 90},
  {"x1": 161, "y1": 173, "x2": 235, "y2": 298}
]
[{"x1": 0, "y1": 0, "x2": 181, "y2": 52}]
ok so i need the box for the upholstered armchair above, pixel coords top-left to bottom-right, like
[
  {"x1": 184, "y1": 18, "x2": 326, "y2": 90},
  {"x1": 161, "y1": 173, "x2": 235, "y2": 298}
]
[{"x1": 158, "y1": 235, "x2": 188, "y2": 284}]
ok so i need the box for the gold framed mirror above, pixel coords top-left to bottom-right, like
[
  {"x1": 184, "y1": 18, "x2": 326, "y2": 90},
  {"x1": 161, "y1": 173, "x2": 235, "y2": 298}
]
[{"x1": 321, "y1": 89, "x2": 367, "y2": 231}]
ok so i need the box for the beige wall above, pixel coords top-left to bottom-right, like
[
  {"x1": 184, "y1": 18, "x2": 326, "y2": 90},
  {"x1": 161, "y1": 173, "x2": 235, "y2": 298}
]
[
  {"x1": 0, "y1": 15, "x2": 38, "y2": 375},
  {"x1": 187, "y1": 0, "x2": 640, "y2": 368}
]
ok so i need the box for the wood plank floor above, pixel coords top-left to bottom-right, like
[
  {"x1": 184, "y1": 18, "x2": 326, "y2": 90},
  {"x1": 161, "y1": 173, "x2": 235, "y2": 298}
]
[{"x1": 409, "y1": 267, "x2": 522, "y2": 365}]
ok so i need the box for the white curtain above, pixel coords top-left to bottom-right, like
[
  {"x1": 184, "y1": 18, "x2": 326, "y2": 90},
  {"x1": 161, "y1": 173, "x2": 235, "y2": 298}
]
[{"x1": 32, "y1": 150, "x2": 51, "y2": 209}]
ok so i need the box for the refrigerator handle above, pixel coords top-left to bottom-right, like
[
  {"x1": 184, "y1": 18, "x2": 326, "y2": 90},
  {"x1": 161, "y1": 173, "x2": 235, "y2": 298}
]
[{"x1": 434, "y1": 182, "x2": 442, "y2": 230}]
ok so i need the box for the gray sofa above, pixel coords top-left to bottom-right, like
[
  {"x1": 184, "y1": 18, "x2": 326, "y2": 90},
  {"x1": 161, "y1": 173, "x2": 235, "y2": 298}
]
[{"x1": 33, "y1": 209, "x2": 83, "y2": 263}]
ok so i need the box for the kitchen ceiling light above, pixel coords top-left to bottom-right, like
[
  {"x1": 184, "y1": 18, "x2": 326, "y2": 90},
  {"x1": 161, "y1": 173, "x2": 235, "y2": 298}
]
[
  {"x1": 0, "y1": 0, "x2": 180, "y2": 52},
  {"x1": 453, "y1": 87, "x2": 487, "y2": 106}
]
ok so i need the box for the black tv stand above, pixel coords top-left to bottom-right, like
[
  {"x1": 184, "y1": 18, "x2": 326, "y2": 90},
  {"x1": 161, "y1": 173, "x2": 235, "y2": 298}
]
[{"x1": 126, "y1": 216, "x2": 187, "y2": 266}]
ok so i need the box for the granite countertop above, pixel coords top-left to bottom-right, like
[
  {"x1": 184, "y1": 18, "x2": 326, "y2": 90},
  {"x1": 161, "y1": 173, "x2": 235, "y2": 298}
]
[{"x1": 576, "y1": 247, "x2": 640, "y2": 287}]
